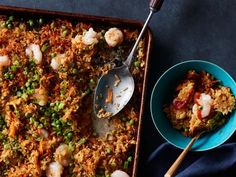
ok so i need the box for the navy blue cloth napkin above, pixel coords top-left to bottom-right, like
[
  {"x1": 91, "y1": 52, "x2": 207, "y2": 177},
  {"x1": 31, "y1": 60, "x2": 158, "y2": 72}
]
[{"x1": 146, "y1": 142, "x2": 236, "y2": 177}]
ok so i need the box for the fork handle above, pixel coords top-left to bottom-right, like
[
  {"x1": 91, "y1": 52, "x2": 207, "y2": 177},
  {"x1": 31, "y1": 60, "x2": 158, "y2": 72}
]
[
  {"x1": 150, "y1": 0, "x2": 164, "y2": 12},
  {"x1": 164, "y1": 135, "x2": 200, "y2": 177}
]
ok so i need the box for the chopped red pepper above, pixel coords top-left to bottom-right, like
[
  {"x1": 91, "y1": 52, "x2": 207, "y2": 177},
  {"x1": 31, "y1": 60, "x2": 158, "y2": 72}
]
[{"x1": 172, "y1": 98, "x2": 187, "y2": 109}]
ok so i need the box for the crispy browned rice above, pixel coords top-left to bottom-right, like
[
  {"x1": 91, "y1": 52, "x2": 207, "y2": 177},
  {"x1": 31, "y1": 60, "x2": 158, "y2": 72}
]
[{"x1": 0, "y1": 15, "x2": 146, "y2": 177}]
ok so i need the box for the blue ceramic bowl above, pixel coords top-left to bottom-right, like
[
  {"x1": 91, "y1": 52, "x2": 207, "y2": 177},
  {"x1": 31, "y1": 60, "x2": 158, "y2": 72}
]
[{"x1": 150, "y1": 60, "x2": 236, "y2": 151}]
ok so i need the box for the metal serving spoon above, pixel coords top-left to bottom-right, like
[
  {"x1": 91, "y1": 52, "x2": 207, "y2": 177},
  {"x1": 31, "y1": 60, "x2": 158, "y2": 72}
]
[{"x1": 94, "y1": 0, "x2": 164, "y2": 118}]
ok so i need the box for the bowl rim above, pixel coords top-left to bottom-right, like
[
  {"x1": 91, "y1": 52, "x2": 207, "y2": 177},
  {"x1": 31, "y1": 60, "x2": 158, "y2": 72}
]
[{"x1": 150, "y1": 59, "x2": 236, "y2": 151}]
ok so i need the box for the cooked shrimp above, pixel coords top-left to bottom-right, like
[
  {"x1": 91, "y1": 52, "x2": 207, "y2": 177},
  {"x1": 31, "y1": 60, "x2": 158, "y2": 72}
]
[
  {"x1": 54, "y1": 144, "x2": 70, "y2": 167},
  {"x1": 111, "y1": 170, "x2": 130, "y2": 177},
  {"x1": 82, "y1": 28, "x2": 100, "y2": 45},
  {"x1": 46, "y1": 161, "x2": 64, "y2": 177},
  {"x1": 25, "y1": 44, "x2": 42, "y2": 64},
  {"x1": 192, "y1": 93, "x2": 213, "y2": 119},
  {"x1": 105, "y1": 27, "x2": 124, "y2": 47},
  {"x1": 50, "y1": 54, "x2": 66, "y2": 70},
  {"x1": 0, "y1": 55, "x2": 10, "y2": 67}
]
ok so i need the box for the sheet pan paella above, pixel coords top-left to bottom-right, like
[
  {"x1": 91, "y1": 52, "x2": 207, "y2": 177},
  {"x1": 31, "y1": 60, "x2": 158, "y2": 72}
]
[{"x1": 0, "y1": 11, "x2": 150, "y2": 177}]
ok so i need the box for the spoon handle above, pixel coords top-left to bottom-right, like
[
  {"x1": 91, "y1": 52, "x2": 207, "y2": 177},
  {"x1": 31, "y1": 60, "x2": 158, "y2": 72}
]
[
  {"x1": 164, "y1": 135, "x2": 200, "y2": 177},
  {"x1": 150, "y1": 0, "x2": 164, "y2": 12},
  {"x1": 124, "y1": 0, "x2": 164, "y2": 67}
]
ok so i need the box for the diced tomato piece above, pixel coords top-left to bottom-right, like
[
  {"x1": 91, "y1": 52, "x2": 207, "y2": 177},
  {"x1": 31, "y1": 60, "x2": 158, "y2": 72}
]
[{"x1": 172, "y1": 98, "x2": 187, "y2": 109}]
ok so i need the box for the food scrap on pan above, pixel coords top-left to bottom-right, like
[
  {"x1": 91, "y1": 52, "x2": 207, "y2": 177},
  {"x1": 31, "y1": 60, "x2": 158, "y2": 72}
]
[
  {"x1": 0, "y1": 15, "x2": 145, "y2": 176},
  {"x1": 164, "y1": 70, "x2": 236, "y2": 137}
]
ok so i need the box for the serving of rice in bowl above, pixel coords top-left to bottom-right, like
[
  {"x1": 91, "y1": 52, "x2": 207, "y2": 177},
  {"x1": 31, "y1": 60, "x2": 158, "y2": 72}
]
[{"x1": 150, "y1": 60, "x2": 236, "y2": 151}]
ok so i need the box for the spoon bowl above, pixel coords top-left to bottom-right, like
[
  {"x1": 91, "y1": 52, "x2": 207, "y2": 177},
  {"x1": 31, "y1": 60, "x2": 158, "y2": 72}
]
[{"x1": 94, "y1": 65, "x2": 134, "y2": 118}]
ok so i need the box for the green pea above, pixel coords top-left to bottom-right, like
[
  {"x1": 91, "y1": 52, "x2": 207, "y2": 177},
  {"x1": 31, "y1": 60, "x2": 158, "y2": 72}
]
[
  {"x1": 33, "y1": 74, "x2": 40, "y2": 81},
  {"x1": 82, "y1": 89, "x2": 91, "y2": 96},
  {"x1": 31, "y1": 82, "x2": 38, "y2": 88},
  {"x1": 66, "y1": 132, "x2": 73, "y2": 139},
  {"x1": 51, "y1": 122, "x2": 56, "y2": 127},
  {"x1": 23, "y1": 68, "x2": 28, "y2": 75},
  {"x1": 28, "y1": 19, "x2": 34, "y2": 27},
  {"x1": 0, "y1": 132, "x2": 4, "y2": 139},
  {"x1": 9, "y1": 73, "x2": 14, "y2": 79},
  {"x1": 56, "y1": 124, "x2": 61, "y2": 128},
  {"x1": 4, "y1": 73, "x2": 10, "y2": 79},
  {"x1": 55, "y1": 120, "x2": 60, "y2": 125},
  {"x1": 106, "y1": 148, "x2": 112, "y2": 154},
  {"x1": 51, "y1": 53, "x2": 57, "y2": 58},
  {"x1": 25, "y1": 112, "x2": 30, "y2": 118},
  {"x1": 13, "y1": 60, "x2": 20, "y2": 67},
  {"x1": 27, "y1": 89, "x2": 35, "y2": 94},
  {"x1": 16, "y1": 91, "x2": 22, "y2": 97},
  {"x1": 66, "y1": 121, "x2": 72, "y2": 126},
  {"x1": 57, "y1": 131, "x2": 62, "y2": 136},
  {"x1": 6, "y1": 20, "x2": 10, "y2": 25},
  {"x1": 89, "y1": 79, "x2": 95, "y2": 85},
  {"x1": 198, "y1": 105, "x2": 203, "y2": 110},
  {"x1": 58, "y1": 102, "x2": 65, "y2": 110},
  {"x1": 8, "y1": 16, "x2": 14, "y2": 21},
  {"x1": 62, "y1": 29, "x2": 68, "y2": 37},
  {"x1": 45, "y1": 109, "x2": 52, "y2": 116},
  {"x1": 7, "y1": 23, "x2": 12, "y2": 29},
  {"x1": 34, "y1": 121, "x2": 39, "y2": 127},
  {"x1": 30, "y1": 117, "x2": 34, "y2": 123},
  {"x1": 15, "y1": 110, "x2": 20, "y2": 117},
  {"x1": 10, "y1": 65, "x2": 17, "y2": 71},
  {"x1": 39, "y1": 116, "x2": 45, "y2": 121},
  {"x1": 129, "y1": 119, "x2": 134, "y2": 125},
  {"x1": 78, "y1": 138, "x2": 86, "y2": 145},
  {"x1": 124, "y1": 161, "x2": 129, "y2": 169},
  {"x1": 127, "y1": 156, "x2": 132, "y2": 162},
  {"x1": 61, "y1": 121, "x2": 66, "y2": 127},
  {"x1": 52, "y1": 113, "x2": 58, "y2": 119},
  {"x1": 41, "y1": 43, "x2": 49, "y2": 52},
  {"x1": 25, "y1": 82, "x2": 30, "y2": 87},
  {"x1": 21, "y1": 93, "x2": 28, "y2": 99},
  {"x1": 38, "y1": 124, "x2": 43, "y2": 129},
  {"x1": 134, "y1": 60, "x2": 141, "y2": 68},
  {"x1": 38, "y1": 18, "x2": 44, "y2": 25}
]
